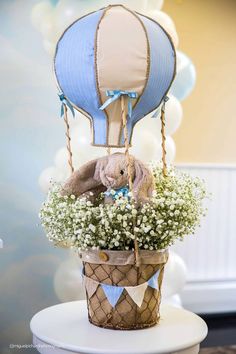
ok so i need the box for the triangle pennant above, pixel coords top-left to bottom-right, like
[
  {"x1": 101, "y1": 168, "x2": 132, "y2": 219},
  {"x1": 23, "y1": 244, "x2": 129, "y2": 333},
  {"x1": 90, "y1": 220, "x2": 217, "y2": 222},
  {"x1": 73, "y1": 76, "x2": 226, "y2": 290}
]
[
  {"x1": 101, "y1": 284, "x2": 124, "y2": 307},
  {"x1": 126, "y1": 282, "x2": 148, "y2": 307},
  {"x1": 84, "y1": 276, "x2": 99, "y2": 298},
  {"x1": 147, "y1": 269, "x2": 161, "y2": 290}
]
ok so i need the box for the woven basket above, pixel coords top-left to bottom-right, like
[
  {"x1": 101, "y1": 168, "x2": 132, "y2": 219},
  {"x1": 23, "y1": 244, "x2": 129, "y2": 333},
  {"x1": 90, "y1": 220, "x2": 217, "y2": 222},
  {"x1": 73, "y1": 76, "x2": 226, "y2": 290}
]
[{"x1": 80, "y1": 249, "x2": 168, "y2": 330}]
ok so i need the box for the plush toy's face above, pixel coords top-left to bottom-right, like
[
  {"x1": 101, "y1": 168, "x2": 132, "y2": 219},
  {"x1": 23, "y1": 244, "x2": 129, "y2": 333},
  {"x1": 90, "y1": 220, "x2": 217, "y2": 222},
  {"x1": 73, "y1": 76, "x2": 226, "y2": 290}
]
[{"x1": 99, "y1": 154, "x2": 134, "y2": 190}]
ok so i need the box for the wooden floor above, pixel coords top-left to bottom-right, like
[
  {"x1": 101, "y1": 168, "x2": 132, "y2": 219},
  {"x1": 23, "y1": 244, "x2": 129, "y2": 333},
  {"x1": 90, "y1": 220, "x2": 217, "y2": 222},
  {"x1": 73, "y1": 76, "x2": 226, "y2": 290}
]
[{"x1": 200, "y1": 347, "x2": 236, "y2": 353}]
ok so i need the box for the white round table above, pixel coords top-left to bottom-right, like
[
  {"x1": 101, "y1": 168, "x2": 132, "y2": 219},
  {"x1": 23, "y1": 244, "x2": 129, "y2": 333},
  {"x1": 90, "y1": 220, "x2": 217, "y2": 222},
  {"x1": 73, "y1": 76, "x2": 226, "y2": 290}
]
[{"x1": 30, "y1": 300, "x2": 207, "y2": 354}]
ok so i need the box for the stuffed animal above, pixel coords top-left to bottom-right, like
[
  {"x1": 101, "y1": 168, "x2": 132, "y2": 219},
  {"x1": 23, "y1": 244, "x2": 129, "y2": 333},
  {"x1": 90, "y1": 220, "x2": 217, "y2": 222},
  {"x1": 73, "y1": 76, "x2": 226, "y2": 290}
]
[{"x1": 61, "y1": 153, "x2": 154, "y2": 204}]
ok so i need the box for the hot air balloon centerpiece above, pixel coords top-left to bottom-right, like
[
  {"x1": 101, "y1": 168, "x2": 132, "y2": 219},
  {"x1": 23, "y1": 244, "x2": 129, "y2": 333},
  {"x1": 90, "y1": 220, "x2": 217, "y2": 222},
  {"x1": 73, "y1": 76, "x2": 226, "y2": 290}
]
[{"x1": 40, "y1": 4, "x2": 207, "y2": 330}]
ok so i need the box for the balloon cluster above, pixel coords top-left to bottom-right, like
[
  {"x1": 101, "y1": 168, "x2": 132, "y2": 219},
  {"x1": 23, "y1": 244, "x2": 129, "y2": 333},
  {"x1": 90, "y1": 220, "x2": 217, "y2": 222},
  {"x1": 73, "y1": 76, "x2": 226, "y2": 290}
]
[
  {"x1": 33, "y1": 0, "x2": 196, "y2": 193},
  {"x1": 31, "y1": 0, "x2": 174, "y2": 56}
]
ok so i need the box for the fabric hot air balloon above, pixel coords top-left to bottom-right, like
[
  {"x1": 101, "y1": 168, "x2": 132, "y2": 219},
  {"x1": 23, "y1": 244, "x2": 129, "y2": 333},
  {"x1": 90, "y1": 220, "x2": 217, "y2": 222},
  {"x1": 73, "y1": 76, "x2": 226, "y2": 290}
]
[{"x1": 54, "y1": 4, "x2": 176, "y2": 147}]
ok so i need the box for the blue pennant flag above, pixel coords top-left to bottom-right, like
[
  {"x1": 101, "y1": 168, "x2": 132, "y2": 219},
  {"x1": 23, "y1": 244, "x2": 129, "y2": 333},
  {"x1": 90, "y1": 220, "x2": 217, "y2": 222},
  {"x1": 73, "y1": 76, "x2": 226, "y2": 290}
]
[
  {"x1": 147, "y1": 269, "x2": 160, "y2": 290},
  {"x1": 101, "y1": 284, "x2": 124, "y2": 307}
]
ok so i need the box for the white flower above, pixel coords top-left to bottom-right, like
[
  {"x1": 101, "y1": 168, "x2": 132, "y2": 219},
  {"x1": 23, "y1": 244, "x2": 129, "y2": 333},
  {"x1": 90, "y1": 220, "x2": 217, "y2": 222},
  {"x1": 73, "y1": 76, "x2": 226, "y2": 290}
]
[
  {"x1": 144, "y1": 226, "x2": 151, "y2": 233},
  {"x1": 40, "y1": 165, "x2": 208, "y2": 252},
  {"x1": 117, "y1": 214, "x2": 122, "y2": 221},
  {"x1": 89, "y1": 224, "x2": 96, "y2": 233}
]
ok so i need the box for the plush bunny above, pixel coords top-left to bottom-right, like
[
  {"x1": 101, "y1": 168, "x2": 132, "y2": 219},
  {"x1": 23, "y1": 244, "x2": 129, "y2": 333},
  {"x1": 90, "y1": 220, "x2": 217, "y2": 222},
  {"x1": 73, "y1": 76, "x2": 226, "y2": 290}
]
[{"x1": 61, "y1": 153, "x2": 154, "y2": 204}]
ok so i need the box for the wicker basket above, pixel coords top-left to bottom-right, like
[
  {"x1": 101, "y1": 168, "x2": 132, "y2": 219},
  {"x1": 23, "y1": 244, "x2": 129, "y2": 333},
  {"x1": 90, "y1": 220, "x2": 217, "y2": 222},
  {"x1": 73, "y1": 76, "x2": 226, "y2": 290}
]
[{"x1": 80, "y1": 249, "x2": 168, "y2": 330}]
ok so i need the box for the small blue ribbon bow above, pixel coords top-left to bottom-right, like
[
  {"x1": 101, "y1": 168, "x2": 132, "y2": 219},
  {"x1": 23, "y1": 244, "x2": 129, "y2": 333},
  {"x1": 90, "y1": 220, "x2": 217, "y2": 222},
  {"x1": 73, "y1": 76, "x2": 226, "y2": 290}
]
[
  {"x1": 58, "y1": 93, "x2": 75, "y2": 118},
  {"x1": 152, "y1": 96, "x2": 169, "y2": 118},
  {"x1": 99, "y1": 90, "x2": 138, "y2": 118},
  {"x1": 104, "y1": 186, "x2": 130, "y2": 200}
]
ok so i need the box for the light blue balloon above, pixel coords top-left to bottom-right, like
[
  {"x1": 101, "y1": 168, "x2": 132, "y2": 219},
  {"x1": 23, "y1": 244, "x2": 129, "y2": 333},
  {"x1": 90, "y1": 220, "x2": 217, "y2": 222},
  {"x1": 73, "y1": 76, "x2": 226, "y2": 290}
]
[
  {"x1": 54, "y1": 6, "x2": 176, "y2": 147},
  {"x1": 170, "y1": 51, "x2": 196, "y2": 101},
  {"x1": 50, "y1": 0, "x2": 59, "y2": 6}
]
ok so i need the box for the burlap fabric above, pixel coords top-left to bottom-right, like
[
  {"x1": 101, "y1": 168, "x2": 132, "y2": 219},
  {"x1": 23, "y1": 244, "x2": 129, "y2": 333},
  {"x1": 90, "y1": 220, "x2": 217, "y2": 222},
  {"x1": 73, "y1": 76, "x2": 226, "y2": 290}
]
[{"x1": 80, "y1": 249, "x2": 168, "y2": 330}]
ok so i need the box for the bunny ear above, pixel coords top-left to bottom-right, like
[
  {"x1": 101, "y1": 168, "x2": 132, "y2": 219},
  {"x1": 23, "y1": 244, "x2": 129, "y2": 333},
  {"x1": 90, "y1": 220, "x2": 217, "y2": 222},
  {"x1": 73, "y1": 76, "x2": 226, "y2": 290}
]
[
  {"x1": 133, "y1": 159, "x2": 154, "y2": 203},
  {"x1": 62, "y1": 156, "x2": 107, "y2": 197}
]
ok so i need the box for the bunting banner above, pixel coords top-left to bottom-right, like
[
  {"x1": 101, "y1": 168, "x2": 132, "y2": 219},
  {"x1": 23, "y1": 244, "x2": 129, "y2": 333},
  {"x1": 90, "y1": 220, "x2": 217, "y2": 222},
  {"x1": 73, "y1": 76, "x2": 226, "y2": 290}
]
[
  {"x1": 101, "y1": 284, "x2": 124, "y2": 307},
  {"x1": 83, "y1": 268, "x2": 161, "y2": 308},
  {"x1": 83, "y1": 276, "x2": 99, "y2": 298},
  {"x1": 125, "y1": 282, "x2": 148, "y2": 308}
]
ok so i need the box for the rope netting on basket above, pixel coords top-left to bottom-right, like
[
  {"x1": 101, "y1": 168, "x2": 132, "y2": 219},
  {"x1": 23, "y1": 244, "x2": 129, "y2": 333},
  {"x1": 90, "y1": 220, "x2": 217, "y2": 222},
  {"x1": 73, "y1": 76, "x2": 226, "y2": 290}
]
[{"x1": 83, "y1": 257, "x2": 166, "y2": 329}]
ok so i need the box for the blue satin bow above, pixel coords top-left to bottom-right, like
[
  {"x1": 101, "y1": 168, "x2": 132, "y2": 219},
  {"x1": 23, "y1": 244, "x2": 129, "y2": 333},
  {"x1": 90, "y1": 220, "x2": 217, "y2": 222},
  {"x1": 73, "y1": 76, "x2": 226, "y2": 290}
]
[
  {"x1": 152, "y1": 96, "x2": 169, "y2": 118},
  {"x1": 99, "y1": 90, "x2": 138, "y2": 118},
  {"x1": 58, "y1": 93, "x2": 75, "y2": 118},
  {"x1": 104, "y1": 186, "x2": 130, "y2": 200}
]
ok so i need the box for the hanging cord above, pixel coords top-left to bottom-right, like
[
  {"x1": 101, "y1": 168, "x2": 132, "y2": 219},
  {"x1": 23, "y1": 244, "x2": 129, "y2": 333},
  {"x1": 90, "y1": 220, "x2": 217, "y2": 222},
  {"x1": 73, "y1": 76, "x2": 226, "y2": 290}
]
[
  {"x1": 107, "y1": 147, "x2": 111, "y2": 155},
  {"x1": 121, "y1": 96, "x2": 133, "y2": 189},
  {"x1": 63, "y1": 104, "x2": 74, "y2": 174},
  {"x1": 56, "y1": 102, "x2": 74, "y2": 249},
  {"x1": 120, "y1": 95, "x2": 140, "y2": 266},
  {"x1": 160, "y1": 96, "x2": 169, "y2": 177},
  {"x1": 59, "y1": 93, "x2": 75, "y2": 175}
]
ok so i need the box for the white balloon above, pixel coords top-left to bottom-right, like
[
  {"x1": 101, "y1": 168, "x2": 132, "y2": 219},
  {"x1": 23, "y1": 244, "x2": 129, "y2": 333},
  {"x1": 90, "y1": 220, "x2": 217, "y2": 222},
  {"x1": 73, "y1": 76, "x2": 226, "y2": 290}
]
[
  {"x1": 162, "y1": 251, "x2": 187, "y2": 298},
  {"x1": 39, "y1": 164, "x2": 71, "y2": 193},
  {"x1": 69, "y1": 119, "x2": 105, "y2": 166},
  {"x1": 146, "y1": 10, "x2": 179, "y2": 48},
  {"x1": 148, "y1": 95, "x2": 183, "y2": 136},
  {"x1": 70, "y1": 118, "x2": 92, "y2": 143},
  {"x1": 42, "y1": 39, "x2": 56, "y2": 56},
  {"x1": 144, "y1": 0, "x2": 164, "y2": 11},
  {"x1": 105, "y1": 0, "x2": 153, "y2": 12},
  {"x1": 133, "y1": 112, "x2": 162, "y2": 141},
  {"x1": 150, "y1": 10, "x2": 175, "y2": 28},
  {"x1": 39, "y1": 13, "x2": 60, "y2": 43},
  {"x1": 56, "y1": 166, "x2": 71, "y2": 182},
  {"x1": 131, "y1": 129, "x2": 160, "y2": 162},
  {"x1": 54, "y1": 0, "x2": 85, "y2": 32},
  {"x1": 176, "y1": 50, "x2": 190, "y2": 74},
  {"x1": 165, "y1": 95, "x2": 183, "y2": 135},
  {"x1": 38, "y1": 166, "x2": 57, "y2": 193},
  {"x1": 163, "y1": 294, "x2": 182, "y2": 308},
  {"x1": 54, "y1": 0, "x2": 165, "y2": 34},
  {"x1": 171, "y1": 51, "x2": 196, "y2": 101},
  {"x1": 31, "y1": 1, "x2": 53, "y2": 30},
  {"x1": 54, "y1": 254, "x2": 85, "y2": 302},
  {"x1": 54, "y1": 147, "x2": 69, "y2": 169}
]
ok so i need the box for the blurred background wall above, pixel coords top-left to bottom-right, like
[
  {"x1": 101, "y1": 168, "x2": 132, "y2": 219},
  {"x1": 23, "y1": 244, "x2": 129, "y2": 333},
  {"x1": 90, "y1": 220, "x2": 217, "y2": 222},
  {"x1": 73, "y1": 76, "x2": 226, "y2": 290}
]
[
  {"x1": 164, "y1": 0, "x2": 236, "y2": 163},
  {"x1": 0, "y1": 0, "x2": 236, "y2": 353}
]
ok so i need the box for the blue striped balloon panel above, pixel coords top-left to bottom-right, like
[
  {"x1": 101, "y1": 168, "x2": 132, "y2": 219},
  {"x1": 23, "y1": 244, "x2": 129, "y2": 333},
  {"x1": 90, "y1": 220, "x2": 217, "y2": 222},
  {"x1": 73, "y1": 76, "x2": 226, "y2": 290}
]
[
  {"x1": 54, "y1": 9, "x2": 108, "y2": 145},
  {"x1": 125, "y1": 15, "x2": 176, "y2": 144}
]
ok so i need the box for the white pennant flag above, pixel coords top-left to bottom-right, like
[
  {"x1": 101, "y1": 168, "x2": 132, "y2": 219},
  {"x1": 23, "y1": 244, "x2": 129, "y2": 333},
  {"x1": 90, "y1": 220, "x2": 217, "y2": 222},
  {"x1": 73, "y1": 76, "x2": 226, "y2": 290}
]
[
  {"x1": 84, "y1": 276, "x2": 99, "y2": 298},
  {"x1": 126, "y1": 282, "x2": 148, "y2": 307}
]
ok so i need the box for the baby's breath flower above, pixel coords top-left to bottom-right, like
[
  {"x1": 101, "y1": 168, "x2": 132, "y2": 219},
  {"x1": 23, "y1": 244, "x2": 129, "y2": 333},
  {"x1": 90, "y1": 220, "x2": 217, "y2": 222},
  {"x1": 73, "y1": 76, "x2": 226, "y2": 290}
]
[{"x1": 40, "y1": 165, "x2": 208, "y2": 251}]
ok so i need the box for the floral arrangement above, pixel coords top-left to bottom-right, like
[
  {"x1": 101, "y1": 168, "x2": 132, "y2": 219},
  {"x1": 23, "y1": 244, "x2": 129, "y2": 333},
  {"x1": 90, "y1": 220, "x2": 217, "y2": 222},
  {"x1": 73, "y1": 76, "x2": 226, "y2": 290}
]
[{"x1": 40, "y1": 164, "x2": 207, "y2": 251}]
